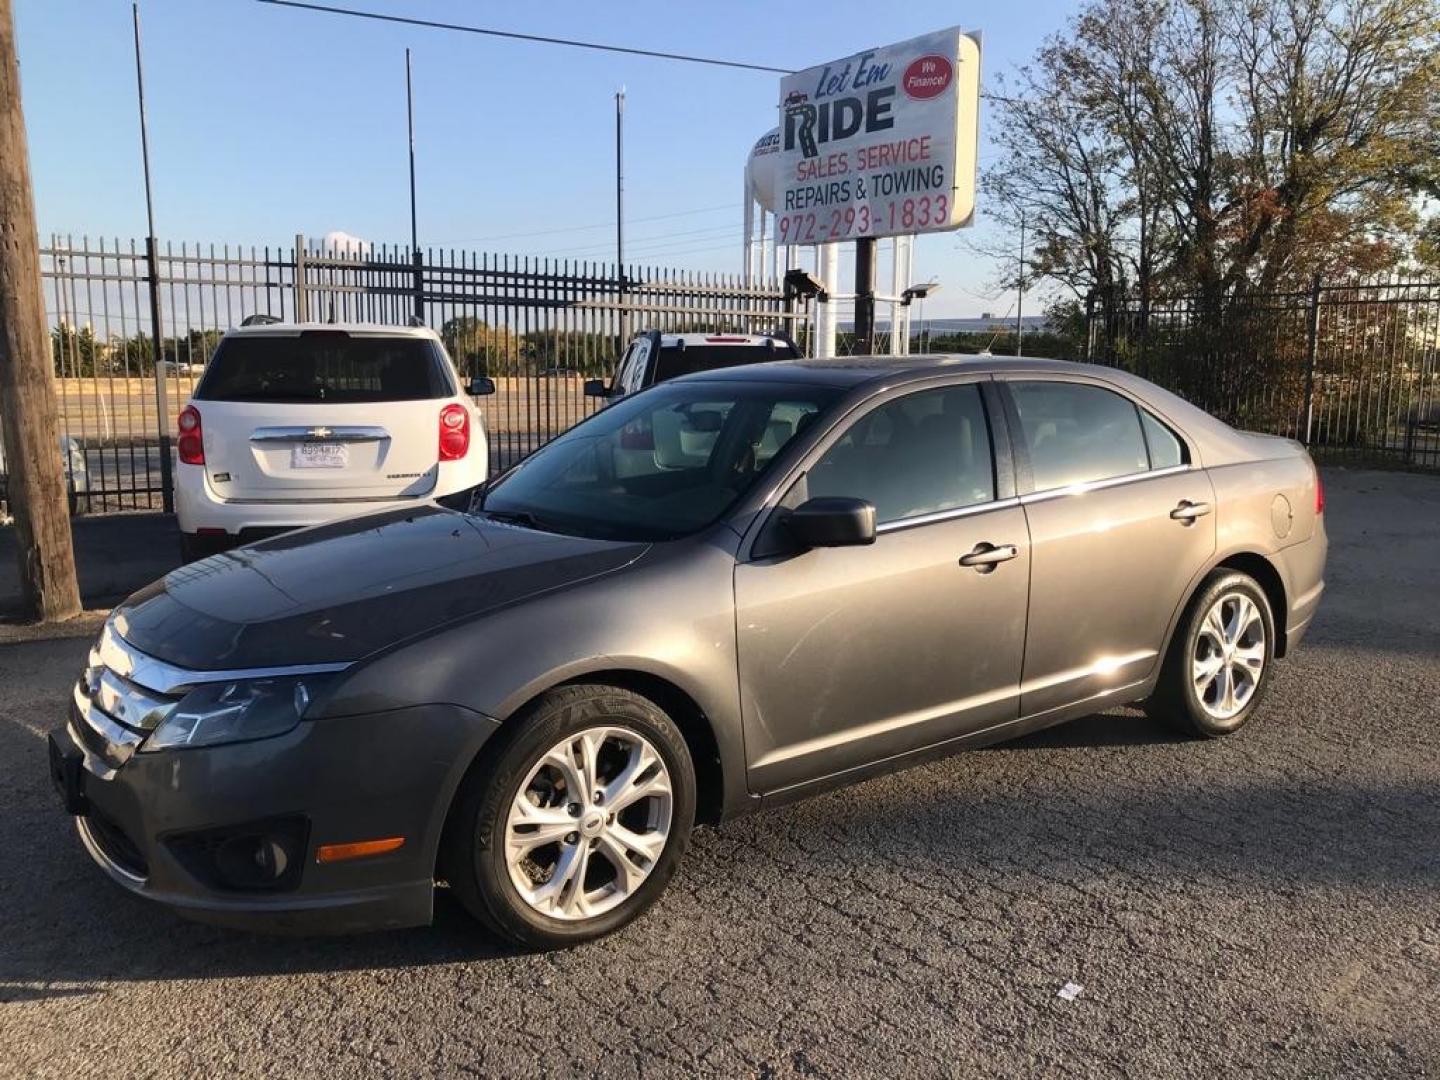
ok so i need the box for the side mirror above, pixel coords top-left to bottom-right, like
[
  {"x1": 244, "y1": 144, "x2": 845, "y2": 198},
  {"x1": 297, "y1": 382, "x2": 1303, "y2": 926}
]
[
  {"x1": 785, "y1": 496, "x2": 877, "y2": 548},
  {"x1": 467, "y1": 376, "x2": 496, "y2": 396},
  {"x1": 584, "y1": 379, "x2": 610, "y2": 398}
]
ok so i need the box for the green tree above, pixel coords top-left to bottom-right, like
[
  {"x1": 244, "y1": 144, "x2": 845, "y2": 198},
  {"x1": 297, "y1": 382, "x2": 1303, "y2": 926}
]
[
  {"x1": 985, "y1": 0, "x2": 1440, "y2": 312},
  {"x1": 440, "y1": 316, "x2": 520, "y2": 375},
  {"x1": 51, "y1": 323, "x2": 103, "y2": 376}
]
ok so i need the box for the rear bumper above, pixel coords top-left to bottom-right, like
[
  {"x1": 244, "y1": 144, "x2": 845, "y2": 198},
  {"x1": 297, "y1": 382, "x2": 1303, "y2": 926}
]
[
  {"x1": 175, "y1": 455, "x2": 486, "y2": 535},
  {"x1": 51, "y1": 699, "x2": 500, "y2": 935},
  {"x1": 1279, "y1": 517, "x2": 1328, "y2": 655}
]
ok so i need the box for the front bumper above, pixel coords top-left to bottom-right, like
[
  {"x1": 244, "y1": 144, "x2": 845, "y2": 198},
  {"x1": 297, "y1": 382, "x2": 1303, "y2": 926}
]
[{"x1": 51, "y1": 698, "x2": 499, "y2": 934}]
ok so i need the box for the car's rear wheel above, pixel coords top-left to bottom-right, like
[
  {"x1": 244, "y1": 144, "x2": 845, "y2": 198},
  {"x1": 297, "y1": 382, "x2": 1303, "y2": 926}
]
[
  {"x1": 1147, "y1": 570, "x2": 1276, "y2": 738},
  {"x1": 444, "y1": 684, "x2": 695, "y2": 949}
]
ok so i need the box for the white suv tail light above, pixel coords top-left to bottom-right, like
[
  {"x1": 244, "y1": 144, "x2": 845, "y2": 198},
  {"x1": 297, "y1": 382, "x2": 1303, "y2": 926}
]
[
  {"x1": 178, "y1": 405, "x2": 204, "y2": 465},
  {"x1": 439, "y1": 403, "x2": 470, "y2": 461}
]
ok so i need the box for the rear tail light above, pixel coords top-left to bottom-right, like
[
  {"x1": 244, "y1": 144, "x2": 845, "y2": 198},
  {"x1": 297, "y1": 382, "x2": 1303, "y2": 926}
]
[
  {"x1": 177, "y1": 405, "x2": 204, "y2": 465},
  {"x1": 439, "y1": 403, "x2": 470, "y2": 461},
  {"x1": 1315, "y1": 467, "x2": 1325, "y2": 515}
]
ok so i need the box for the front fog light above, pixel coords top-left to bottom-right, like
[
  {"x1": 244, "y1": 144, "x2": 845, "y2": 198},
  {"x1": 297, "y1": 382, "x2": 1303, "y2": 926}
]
[{"x1": 143, "y1": 676, "x2": 329, "y2": 752}]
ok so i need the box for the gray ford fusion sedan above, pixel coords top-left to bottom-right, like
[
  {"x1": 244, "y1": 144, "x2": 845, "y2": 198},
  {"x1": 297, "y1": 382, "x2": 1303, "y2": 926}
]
[{"x1": 49, "y1": 356, "x2": 1327, "y2": 947}]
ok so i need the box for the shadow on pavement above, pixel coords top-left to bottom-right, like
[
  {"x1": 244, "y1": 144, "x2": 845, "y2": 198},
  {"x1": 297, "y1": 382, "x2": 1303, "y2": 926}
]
[
  {"x1": 991, "y1": 708, "x2": 1188, "y2": 750},
  {"x1": 2, "y1": 697, "x2": 1436, "y2": 994}
]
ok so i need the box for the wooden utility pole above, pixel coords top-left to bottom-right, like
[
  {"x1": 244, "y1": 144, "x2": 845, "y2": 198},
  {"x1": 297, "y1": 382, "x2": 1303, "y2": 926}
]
[{"x1": 0, "y1": 0, "x2": 81, "y2": 621}]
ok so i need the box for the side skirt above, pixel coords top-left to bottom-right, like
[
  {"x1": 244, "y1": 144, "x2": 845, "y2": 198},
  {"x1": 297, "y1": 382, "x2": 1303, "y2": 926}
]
[{"x1": 742, "y1": 677, "x2": 1154, "y2": 817}]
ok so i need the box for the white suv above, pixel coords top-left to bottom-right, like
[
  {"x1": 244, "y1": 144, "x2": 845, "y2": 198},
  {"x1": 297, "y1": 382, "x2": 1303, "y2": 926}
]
[{"x1": 175, "y1": 322, "x2": 492, "y2": 561}]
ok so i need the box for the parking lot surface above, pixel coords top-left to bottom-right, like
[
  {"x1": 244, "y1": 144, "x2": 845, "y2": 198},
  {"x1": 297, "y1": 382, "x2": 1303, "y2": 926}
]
[{"x1": 1, "y1": 468, "x2": 1437, "y2": 1078}]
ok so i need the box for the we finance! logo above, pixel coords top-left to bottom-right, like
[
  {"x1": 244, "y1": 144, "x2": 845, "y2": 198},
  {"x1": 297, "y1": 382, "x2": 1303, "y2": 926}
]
[{"x1": 902, "y1": 55, "x2": 953, "y2": 100}]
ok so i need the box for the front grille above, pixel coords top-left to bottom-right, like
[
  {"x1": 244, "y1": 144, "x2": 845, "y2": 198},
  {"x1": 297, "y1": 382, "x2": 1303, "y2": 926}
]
[
  {"x1": 72, "y1": 622, "x2": 183, "y2": 769},
  {"x1": 85, "y1": 808, "x2": 149, "y2": 879},
  {"x1": 80, "y1": 626, "x2": 181, "y2": 735}
]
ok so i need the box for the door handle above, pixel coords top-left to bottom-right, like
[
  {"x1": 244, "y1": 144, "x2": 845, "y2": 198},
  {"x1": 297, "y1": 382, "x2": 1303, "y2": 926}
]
[
  {"x1": 1169, "y1": 500, "x2": 1212, "y2": 524},
  {"x1": 959, "y1": 542, "x2": 1019, "y2": 573}
]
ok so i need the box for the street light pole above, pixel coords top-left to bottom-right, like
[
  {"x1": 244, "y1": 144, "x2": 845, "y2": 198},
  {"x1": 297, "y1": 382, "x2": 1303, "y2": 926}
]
[
  {"x1": 615, "y1": 87, "x2": 628, "y2": 348},
  {"x1": 133, "y1": 2, "x2": 173, "y2": 511},
  {"x1": 406, "y1": 47, "x2": 423, "y2": 322},
  {"x1": 1016, "y1": 208, "x2": 1025, "y2": 357}
]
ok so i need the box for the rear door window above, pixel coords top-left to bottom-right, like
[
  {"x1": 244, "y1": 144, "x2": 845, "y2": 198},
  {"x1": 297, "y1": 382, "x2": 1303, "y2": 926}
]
[
  {"x1": 652, "y1": 345, "x2": 773, "y2": 383},
  {"x1": 196, "y1": 334, "x2": 453, "y2": 403},
  {"x1": 616, "y1": 340, "x2": 651, "y2": 396},
  {"x1": 1140, "y1": 410, "x2": 1187, "y2": 469},
  {"x1": 1009, "y1": 381, "x2": 1150, "y2": 491}
]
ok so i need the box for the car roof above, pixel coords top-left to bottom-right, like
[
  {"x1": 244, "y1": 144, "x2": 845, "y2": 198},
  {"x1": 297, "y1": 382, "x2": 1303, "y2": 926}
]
[
  {"x1": 669, "y1": 353, "x2": 1089, "y2": 388},
  {"x1": 223, "y1": 322, "x2": 441, "y2": 341},
  {"x1": 671, "y1": 353, "x2": 1262, "y2": 468}
]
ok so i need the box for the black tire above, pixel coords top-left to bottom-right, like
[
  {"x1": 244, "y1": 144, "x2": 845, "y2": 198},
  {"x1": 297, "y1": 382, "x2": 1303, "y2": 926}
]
[
  {"x1": 1147, "y1": 569, "x2": 1276, "y2": 738},
  {"x1": 179, "y1": 534, "x2": 205, "y2": 564},
  {"x1": 179, "y1": 533, "x2": 231, "y2": 563},
  {"x1": 443, "y1": 684, "x2": 696, "y2": 949}
]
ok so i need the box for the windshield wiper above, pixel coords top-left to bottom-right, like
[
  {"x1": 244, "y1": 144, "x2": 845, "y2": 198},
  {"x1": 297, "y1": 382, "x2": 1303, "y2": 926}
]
[{"x1": 481, "y1": 508, "x2": 562, "y2": 533}]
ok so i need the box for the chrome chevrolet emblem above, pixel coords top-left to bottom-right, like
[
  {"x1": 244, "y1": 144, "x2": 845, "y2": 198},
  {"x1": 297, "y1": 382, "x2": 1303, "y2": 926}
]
[{"x1": 307, "y1": 427, "x2": 334, "y2": 439}]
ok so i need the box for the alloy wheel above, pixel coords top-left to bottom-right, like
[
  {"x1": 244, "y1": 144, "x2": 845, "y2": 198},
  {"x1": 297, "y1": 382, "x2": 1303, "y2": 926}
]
[
  {"x1": 1192, "y1": 591, "x2": 1266, "y2": 720},
  {"x1": 503, "y1": 726, "x2": 673, "y2": 921}
]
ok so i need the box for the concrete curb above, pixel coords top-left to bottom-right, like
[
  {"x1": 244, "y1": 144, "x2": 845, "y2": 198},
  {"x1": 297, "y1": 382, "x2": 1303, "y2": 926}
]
[{"x1": 0, "y1": 609, "x2": 109, "y2": 645}]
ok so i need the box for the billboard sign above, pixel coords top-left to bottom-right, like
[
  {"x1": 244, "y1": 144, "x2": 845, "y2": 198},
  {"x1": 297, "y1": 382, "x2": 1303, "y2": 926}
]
[{"x1": 775, "y1": 28, "x2": 981, "y2": 245}]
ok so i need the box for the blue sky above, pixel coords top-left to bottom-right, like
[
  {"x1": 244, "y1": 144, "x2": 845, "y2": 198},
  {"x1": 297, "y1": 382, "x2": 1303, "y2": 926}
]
[{"x1": 15, "y1": 0, "x2": 1078, "y2": 318}]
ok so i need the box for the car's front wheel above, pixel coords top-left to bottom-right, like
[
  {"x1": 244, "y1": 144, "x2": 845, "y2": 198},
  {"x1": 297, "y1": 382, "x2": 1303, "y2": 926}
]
[
  {"x1": 1148, "y1": 570, "x2": 1276, "y2": 737},
  {"x1": 444, "y1": 684, "x2": 695, "y2": 949}
]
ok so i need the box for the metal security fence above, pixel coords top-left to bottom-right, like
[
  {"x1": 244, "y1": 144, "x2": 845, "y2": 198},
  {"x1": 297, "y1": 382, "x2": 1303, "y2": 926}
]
[
  {"x1": 13, "y1": 235, "x2": 789, "y2": 515},
  {"x1": 1087, "y1": 278, "x2": 1440, "y2": 471}
]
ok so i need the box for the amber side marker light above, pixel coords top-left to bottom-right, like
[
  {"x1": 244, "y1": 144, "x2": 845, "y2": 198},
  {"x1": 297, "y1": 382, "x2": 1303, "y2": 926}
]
[{"x1": 315, "y1": 837, "x2": 406, "y2": 864}]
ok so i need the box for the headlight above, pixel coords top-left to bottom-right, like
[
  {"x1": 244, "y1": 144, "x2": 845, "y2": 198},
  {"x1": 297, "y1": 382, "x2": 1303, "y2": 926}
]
[{"x1": 142, "y1": 676, "x2": 330, "y2": 752}]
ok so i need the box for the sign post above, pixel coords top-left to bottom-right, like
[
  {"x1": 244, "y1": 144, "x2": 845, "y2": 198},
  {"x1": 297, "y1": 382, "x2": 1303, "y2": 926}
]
[{"x1": 775, "y1": 27, "x2": 981, "y2": 353}]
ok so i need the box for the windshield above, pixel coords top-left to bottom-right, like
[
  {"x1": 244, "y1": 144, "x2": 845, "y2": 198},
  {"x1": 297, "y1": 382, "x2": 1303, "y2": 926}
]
[
  {"x1": 483, "y1": 381, "x2": 838, "y2": 541},
  {"x1": 196, "y1": 333, "x2": 454, "y2": 403}
]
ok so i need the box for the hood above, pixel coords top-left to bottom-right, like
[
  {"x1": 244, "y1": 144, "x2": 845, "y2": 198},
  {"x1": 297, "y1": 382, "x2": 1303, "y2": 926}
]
[{"x1": 113, "y1": 507, "x2": 648, "y2": 669}]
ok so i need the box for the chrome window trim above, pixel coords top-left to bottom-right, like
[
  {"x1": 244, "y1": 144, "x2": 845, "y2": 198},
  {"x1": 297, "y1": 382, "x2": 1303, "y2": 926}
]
[
  {"x1": 76, "y1": 816, "x2": 147, "y2": 886},
  {"x1": 249, "y1": 425, "x2": 389, "y2": 444},
  {"x1": 99, "y1": 618, "x2": 351, "y2": 696},
  {"x1": 875, "y1": 497, "x2": 1022, "y2": 535},
  {"x1": 1019, "y1": 464, "x2": 1193, "y2": 505}
]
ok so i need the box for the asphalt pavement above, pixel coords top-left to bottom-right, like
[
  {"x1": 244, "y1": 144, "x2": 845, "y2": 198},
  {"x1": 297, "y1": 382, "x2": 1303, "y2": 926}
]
[{"x1": 0, "y1": 468, "x2": 1437, "y2": 1078}]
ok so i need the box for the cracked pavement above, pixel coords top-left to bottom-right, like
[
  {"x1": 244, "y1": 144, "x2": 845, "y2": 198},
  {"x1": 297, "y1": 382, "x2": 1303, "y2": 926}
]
[{"x1": 1, "y1": 468, "x2": 1437, "y2": 1078}]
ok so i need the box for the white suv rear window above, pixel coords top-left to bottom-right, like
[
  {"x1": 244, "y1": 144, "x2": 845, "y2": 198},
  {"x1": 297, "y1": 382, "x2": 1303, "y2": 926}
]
[{"x1": 196, "y1": 332, "x2": 453, "y2": 404}]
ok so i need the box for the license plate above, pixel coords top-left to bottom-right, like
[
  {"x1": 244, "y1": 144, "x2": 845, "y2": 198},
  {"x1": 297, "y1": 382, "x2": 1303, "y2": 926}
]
[
  {"x1": 292, "y1": 441, "x2": 349, "y2": 469},
  {"x1": 48, "y1": 732, "x2": 87, "y2": 815}
]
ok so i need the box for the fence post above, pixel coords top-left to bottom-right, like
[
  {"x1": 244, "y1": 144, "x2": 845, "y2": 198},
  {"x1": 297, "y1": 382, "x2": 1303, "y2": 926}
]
[
  {"x1": 294, "y1": 233, "x2": 308, "y2": 323},
  {"x1": 1302, "y1": 272, "x2": 1321, "y2": 445},
  {"x1": 144, "y1": 235, "x2": 174, "y2": 513}
]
